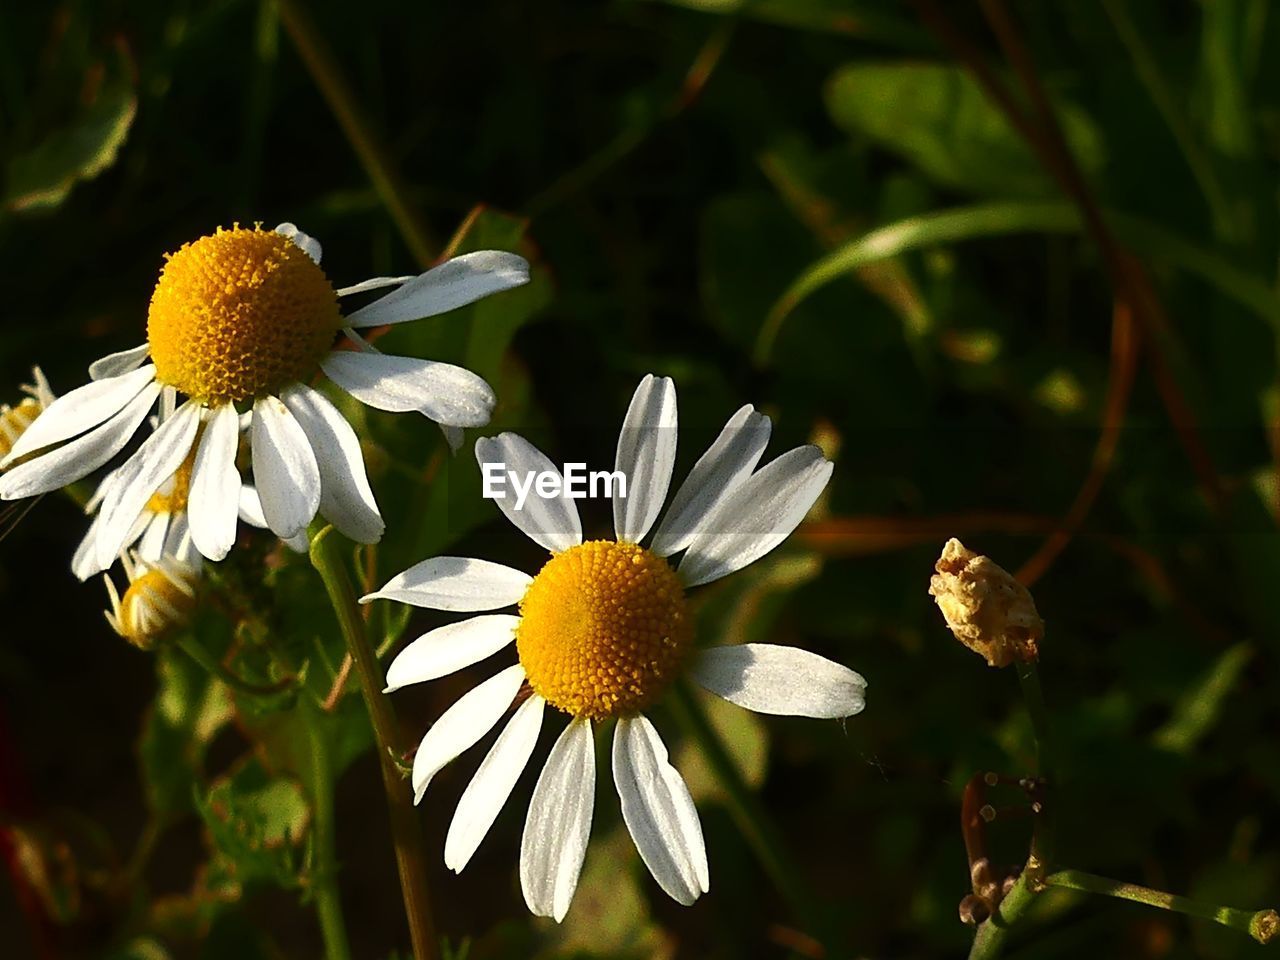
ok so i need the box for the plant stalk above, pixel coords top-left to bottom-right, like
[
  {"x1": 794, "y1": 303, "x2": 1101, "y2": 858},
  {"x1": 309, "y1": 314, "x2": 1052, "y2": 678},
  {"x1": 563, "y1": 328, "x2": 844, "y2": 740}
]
[
  {"x1": 311, "y1": 527, "x2": 437, "y2": 960},
  {"x1": 308, "y1": 709, "x2": 353, "y2": 960}
]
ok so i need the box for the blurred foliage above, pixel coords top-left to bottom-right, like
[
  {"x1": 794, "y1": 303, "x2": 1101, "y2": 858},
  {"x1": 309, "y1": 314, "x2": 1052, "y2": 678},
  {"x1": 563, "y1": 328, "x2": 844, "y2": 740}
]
[{"x1": 1, "y1": 0, "x2": 1279, "y2": 958}]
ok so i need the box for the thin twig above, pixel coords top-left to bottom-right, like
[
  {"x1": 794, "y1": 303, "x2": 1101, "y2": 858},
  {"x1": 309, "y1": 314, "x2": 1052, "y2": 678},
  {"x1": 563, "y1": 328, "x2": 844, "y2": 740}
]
[{"x1": 277, "y1": 0, "x2": 436, "y2": 266}]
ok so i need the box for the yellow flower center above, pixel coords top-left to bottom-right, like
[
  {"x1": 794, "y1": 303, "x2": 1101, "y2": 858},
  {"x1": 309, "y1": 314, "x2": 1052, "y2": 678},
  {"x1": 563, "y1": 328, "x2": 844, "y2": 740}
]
[
  {"x1": 516, "y1": 540, "x2": 692, "y2": 720},
  {"x1": 147, "y1": 226, "x2": 342, "y2": 404},
  {"x1": 0, "y1": 398, "x2": 44, "y2": 461},
  {"x1": 145, "y1": 448, "x2": 196, "y2": 515},
  {"x1": 111, "y1": 566, "x2": 198, "y2": 651}
]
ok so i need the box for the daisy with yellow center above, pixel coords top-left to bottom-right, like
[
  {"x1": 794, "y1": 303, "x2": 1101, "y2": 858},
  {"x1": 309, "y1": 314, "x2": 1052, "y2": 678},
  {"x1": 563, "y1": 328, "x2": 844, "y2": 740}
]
[
  {"x1": 0, "y1": 224, "x2": 528, "y2": 568},
  {"x1": 364, "y1": 375, "x2": 867, "y2": 921}
]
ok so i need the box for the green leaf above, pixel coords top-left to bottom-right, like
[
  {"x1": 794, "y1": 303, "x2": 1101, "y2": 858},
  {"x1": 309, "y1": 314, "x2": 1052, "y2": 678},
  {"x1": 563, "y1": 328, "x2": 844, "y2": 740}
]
[
  {"x1": 825, "y1": 62, "x2": 1104, "y2": 197},
  {"x1": 1153, "y1": 642, "x2": 1253, "y2": 754},
  {"x1": 5, "y1": 82, "x2": 137, "y2": 211},
  {"x1": 197, "y1": 757, "x2": 310, "y2": 891},
  {"x1": 139, "y1": 648, "x2": 234, "y2": 820},
  {"x1": 757, "y1": 200, "x2": 1280, "y2": 363}
]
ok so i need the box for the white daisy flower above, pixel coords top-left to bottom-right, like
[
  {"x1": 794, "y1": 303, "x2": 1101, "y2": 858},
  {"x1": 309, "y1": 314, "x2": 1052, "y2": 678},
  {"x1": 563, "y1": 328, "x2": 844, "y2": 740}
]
[
  {"x1": 0, "y1": 366, "x2": 56, "y2": 462},
  {"x1": 103, "y1": 550, "x2": 200, "y2": 651},
  {"x1": 0, "y1": 223, "x2": 529, "y2": 569},
  {"x1": 364, "y1": 375, "x2": 867, "y2": 921}
]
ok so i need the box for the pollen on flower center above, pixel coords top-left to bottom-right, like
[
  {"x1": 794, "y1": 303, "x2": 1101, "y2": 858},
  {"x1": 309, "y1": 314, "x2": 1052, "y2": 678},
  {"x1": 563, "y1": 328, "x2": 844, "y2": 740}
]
[
  {"x1": 147, "y1": 226, "x2": 342, "y2": 404},
  {"x1": 516, "y1": 540, "x2": 692, "y2": 720}
]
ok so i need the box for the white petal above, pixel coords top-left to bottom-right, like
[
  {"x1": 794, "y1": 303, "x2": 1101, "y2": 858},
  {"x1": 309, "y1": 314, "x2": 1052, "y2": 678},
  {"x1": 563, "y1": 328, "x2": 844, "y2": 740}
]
[
  {"x1": 411, "y1": 664, "x2": 525, "y2": 802},
  {"x1": 445, "y1": 694, "x2": 545, "y2": 873},
  {"x1": 613, "y1": 716, "x2": 709, "y2": 905},
  {"x1": 322, "y1": 351, "x2": 495, "y2": 428},
  {"x1": 1, "y1": 364, "x2": 156, "y2": 467},
  {"x1": 164, "y1": 513, "x2": 202, "y2": 571},
  {"x1": 345, "y1": 251, "x2": 530, "y2": 328},
  {"x1": 282, "y1": 383, "x2": 383, "y2": 544},
  {"x1": 250, "y1": 396, "x2": 321, "y2": 540},
  {"x1": 0, "y1": 382, "x2": 160, "y2": 500},
  {"x1": 93, "y1": 401, "x2": 202, "y2": 570},
  {"x1": 336, "y1": 275, "x2": 416, "y2": 297},
  {"x1": 678, "y1": 446, "x2": 833, "y2": 587},
  {"x1": 71, "y1": 511, "x2": 105, "y2": 581},
  {"x1": 520, "y1": 718, "x2": 595, "y2": 922},
  {"x1": 274, "y1": 222, "x2": 322, "y2": 263},
  {"x1": 89, "y1": 344, "x2": 150, "y2": 381},
  {"x1": 187, "y1": 403, "x2": 242, "y2": 561},
  {"x1": 690, "y1": 644, "x2": 867, "y2": 719},
  {"x1": 362, "y1": 556, "x2": 531, "y2": 610},
  {"x1": 385, "y1": 615, "x2": 521, "y2": 692},
  {"x1": 136, "y1": 513, "x2": 169, "y2": 560},
  {"x1": 237, "y1": 485, "x2": 267, "y2": 528},
  {"x1": 651, "y1": 405, "x2": 771, "y2": 557},
  {"x1": 474, "y1": 433, "x2": 582, "y2": 553},
  {"x1": 613, "y1": 375, "x2": 677, "y2": 543}
]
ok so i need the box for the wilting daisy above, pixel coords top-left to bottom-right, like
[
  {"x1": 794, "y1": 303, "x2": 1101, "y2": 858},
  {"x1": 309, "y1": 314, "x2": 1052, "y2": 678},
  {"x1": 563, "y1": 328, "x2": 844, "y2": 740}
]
[
  {"x1": 102, "y1": 550, "x2": 200, "y2": 651},
  {"x1": 365, "y1": 375, "x2": 867, "y2": 921},
  {"x1": 0, "y1": 223, "x2": 529, "y2": 569}
]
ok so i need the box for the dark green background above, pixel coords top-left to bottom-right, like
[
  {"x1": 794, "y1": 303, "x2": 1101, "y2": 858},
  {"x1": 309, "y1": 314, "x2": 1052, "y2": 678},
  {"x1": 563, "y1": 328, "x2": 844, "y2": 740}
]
[{"x1": 1, "y1": 1, "x2": 1278, "y2": 958}]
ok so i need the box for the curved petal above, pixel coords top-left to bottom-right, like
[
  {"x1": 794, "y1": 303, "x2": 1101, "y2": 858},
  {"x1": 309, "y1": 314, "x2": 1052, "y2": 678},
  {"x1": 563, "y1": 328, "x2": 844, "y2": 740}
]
[
  {"x1": 411, "y1": 664, "x2": 525, "y2": 802},
  {"x1": 187, "y1": 403, "x2": 242, "y2": 561},
  {"x1": 322, "y1": 351, "x2": 494, "y2": 428},
  {"x1": 282, "y1": 383, "x2": 383, "y2": 544},
  {"x1": 93, "y1": 400, "x2": 202, "y2": 569},
  {"x1": 678, "y1": 446, "x2": 833, "y2": 588},
  {"x1": 0, "y1": 381, "x2": 160, "y2": 500},
  {"x1": 346, "y1": 251, "x2": 530, "y2": 328},
  {"x1": 651, "y1": 405, "x2": 771, "y2": 557},
  {"x1": 1, "y1": 364, "x2": 156, "y2": 467},
  {"x1": 89, "y1": 344, "x2": 150, "y2": 381},
  {"x1": 71, "y1": 511, "x2": 105, "y2": 581},
  {"x1": 250, "y1": 396, "x2": 321, "y2": 540},
  {"x1": 385, "y1": 615, "x2": 521, "y2": 692},
  {"x1": 689, "y1": 644, "x2": 867, "y2": 719},
  {"x1": 362, "y1": 556, "x2": 531, "y2": 610},
  {"x1": 274, "y1": 222, "x2": 322, "y2": 263},
  {"x1": 136, "y1": 512, "x2": 169, "y2": 560},
  {"x1": 164, "y1": 513, "x2": 202, "y2": 571},
  {"x1": 474, "y1": 433, "x2": 582, "y2": 553},
  {"x1": 613, "y1": 375, "x2": 677, "y2": 543},
  {"x1": 445, "y1": 694, "x2": 545, "y2": 873},
  {"x1": 237, "y1": 484, "x2": 267, "y2": 528},
  {"x1": 613, "y1": 715, "x2": 709, "y2": 905},
  {"x1": 520, "y1": 718, "x2": 595, "y2": 922},
  {"x1": 336, "y1": 275, "x2": 415, "y2": 298}
]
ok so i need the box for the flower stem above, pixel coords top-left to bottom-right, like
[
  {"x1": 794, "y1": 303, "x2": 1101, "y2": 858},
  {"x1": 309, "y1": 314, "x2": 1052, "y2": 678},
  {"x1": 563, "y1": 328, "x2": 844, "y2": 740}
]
[
  {"x1": 1045, "y1": 871, "x2": 1278, "y2": 945},
  {"x1": 276, "y1": 0, "x2": 436, "y2": 267},
  {"x1": 173, "y1": 635, "x2": 296, "y2": 699},
  {"x1": 668, "y1": 682, "x2": 836, "y2": 949},
  {"x1": 1015, "y1": 661, "x2": 1054, "y2": 885},
  {"x1": 307, "y1": 707, "x2": 353, "y2": 960},
  {"x1": 310, "y1": 527, "x2": 438, "y2": 960}
]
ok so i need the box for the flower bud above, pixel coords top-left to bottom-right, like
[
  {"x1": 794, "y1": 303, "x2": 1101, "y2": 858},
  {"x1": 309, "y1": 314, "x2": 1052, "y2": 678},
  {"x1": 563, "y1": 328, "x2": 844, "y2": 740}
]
[
  {"x1": 103, "y1": 552, "x2": 199, "y2": 650},
  {"x1": 0, "y1": 367, "x2": 55, "y2": 464},
  {"x1": 929, "y1": 538, "x2": 1042, "y2": 667}
]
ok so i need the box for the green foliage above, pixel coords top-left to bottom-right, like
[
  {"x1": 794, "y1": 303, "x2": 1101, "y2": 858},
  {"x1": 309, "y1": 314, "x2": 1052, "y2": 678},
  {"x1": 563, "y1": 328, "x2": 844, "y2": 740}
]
[{"x1": 2, "y1": 1, "x2": 1279, "y2": 958}]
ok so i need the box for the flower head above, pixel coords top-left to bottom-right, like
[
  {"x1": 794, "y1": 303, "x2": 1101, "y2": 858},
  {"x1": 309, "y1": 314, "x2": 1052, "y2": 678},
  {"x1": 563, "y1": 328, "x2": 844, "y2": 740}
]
[
  {"x1": 0, "y1": 224, "x2": 529, "y2": 570},
  {"x1": 929, "y1": 537, "x2": 1042, "y2": 667},
  {"x1": 365, "y1": 375, "x2": 867, "y2": 920},
  {"x1": 0, "y1": 367, "x2": 55, "y2": 463},
  {"x1": 103, "y1": 551, "x2": 199, "y2": 650}
]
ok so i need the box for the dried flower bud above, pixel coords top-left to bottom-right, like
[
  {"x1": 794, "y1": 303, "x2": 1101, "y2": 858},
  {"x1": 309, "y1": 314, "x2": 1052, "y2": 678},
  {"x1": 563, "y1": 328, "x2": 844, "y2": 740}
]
[{"x1": 929, "y1": 538, "x2": 1042, "y2": 667}]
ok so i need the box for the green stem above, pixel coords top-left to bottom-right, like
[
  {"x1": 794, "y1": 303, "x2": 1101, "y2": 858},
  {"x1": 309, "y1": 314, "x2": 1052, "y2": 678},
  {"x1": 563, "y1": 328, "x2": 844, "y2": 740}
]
[
  {"x1": 968, "y1": 871, "x2": 1037, "y2": 959},
  {"x1": 667, "y1": 682, "x2": 834, "y2": 948},
  {"x1": 308, "y1": 710, "x2": 353, "y2": 960},
  {"x1": 310, "y1": 527, "x2": 438, "y2": 960},
  {"x1": 174, "y1": 635, "x2": 295, "y2": 699},
  {"x1": 1015, "y1": 661, "x2": 1054, "y2": 885},
  {"x1": 1046, "y1": 871, "x2": 1277, "y2": 944},
  {"x1": 277, "y1": 0, "x2": 436, "y2": 267}
]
